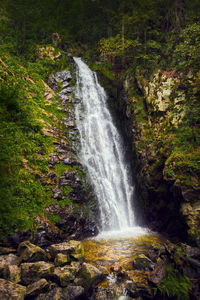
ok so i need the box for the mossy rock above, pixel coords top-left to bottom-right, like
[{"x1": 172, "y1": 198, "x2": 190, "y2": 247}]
[
  {"x1": 53, "y1": 265, "x2": 78, "y2": 287},
  {"x1": 21, "y1": 261, "x2": 54, "y2": 285},
  {"x1": 26, "y1": 279, "x2": 49, "y2": 297},
  {"x1": 18, "y1": 241, "x2": 48, "y2": 263},
  {"x1": 77, "y1": 263, "x2": 104, "y2": 290},
  {"x1": 133, "y1": 254, "x2": 154, "y2": 271},
  {"x1": 0, "y1": 278, "x2": 26, "y2": 300},
  {"x1": 49, "y1": 240, "x2": 84, "y2": 261},
  {"x1": 54, "y1": 253, "x2": 69, "y2": 267}
]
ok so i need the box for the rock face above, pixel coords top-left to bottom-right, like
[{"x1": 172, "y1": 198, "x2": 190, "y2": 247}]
[{"x1": 118, "y1": 69, "x2": 200, "y2": 246}]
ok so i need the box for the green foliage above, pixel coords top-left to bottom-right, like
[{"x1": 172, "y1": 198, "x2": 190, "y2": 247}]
[
  {"x1": 173, "y1": 23, "x2": 200, "y2": 72},
  {"x1": 98, "y1": 34, "x2": 136, "y2": 62},
  {"x1": 48, "y1": 214, "x2": 61, "y2": 225},
  {"x1": 63, "y1": 185, "x2": 73, "y2": 196},
  {"x1": 0, "y1": 50, "x2": 58, "y2": 237},
  {"x1": 58, "y1": 198, "x2": 72, "y2": 207},
  {"x1": 158, "y1": 267, "x2": 191, "y2": 300}
]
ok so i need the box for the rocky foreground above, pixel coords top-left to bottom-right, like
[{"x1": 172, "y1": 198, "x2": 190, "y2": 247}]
[
  {"x1": 0, "y1": 237, "x2": 200, "y2": 299},
  {"x1": 0, "y1": 240, "x2": 103, "y2": 299}
]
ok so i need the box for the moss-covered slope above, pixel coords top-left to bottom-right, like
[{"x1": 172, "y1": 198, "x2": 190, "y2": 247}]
[{"x1": 0, "y1": 46, "x2": 97, "y2": 243}]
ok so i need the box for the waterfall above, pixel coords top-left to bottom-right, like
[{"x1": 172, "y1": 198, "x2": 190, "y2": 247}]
[{"x1": 73, "y1": 57, "x2": 139, "y2": 235}]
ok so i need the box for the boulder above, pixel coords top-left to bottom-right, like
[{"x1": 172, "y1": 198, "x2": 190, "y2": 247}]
[
  {"x1": 0, "y1": 254, "x2": 20, "y2": 282},
  {"x1": 148, "y1": 258, "x2": 167, "y2": 285},
  {"x1": 0, "y1": 278, "x2": 26, "y2": 300},
  {"x1": 26, "y1": 279, "x2": 49, "y2": 297},
  {"x1": 35, "y1": 287, "x2": 63, "y2": 300},
  {"x1": 77, "y1": 263, "x2": 104, "y2": 290},
  {"x1": 18, "y1": 241, "x2": 47, "y2": 263},
  {"x1": 3, "y1": 265, "x2": 21, "y2": 283},
  {"x1": 49, "y1": 240, "x2": 84, "y2": 261},
  {"x1": 62, "y1": 286, "x2": 85, "y2": 299},
  {"x1": 0, "y1": 253, "x2": 19, "y2": 265},
  {"x1": 133, "y1": 254, "x2": 155, "y2": 271},
  {"x1": 21, "y1": 261, "x2": 54, "y2": 285},
  {"x1": 53, "y1": 265, "x2": 77, "y2": 287},
  {"x1": 54, "y1": 253, "x2": 69, "y2": 266}
]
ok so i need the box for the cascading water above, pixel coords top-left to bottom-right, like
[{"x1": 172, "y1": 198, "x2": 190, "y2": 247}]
[{"x1": 74, "y1": 57, "x2": 146, "y2": 237}]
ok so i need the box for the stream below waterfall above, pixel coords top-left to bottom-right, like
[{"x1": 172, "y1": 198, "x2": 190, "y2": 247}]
[{"x1": 83, "y1": 234, "x2": 164, "y2": 299}]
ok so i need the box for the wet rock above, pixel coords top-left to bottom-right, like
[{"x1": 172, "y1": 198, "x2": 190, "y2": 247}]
[
  {"x1": 21, "y1": 261, "x2": 54, "y2": 285},
  {"x1": 148, "y1": 258, "x2": 167, "y2": 285},
  {"x1": 55, "y1": 70, "x2": 72, "y2": 83},
  {"x1": 49, "y1": 240, "x2": 84, "y2": 261},
  {"x1": 18, "y1": 241, "x2": 47, "y2": 263},
  {"x1": 133, "y1": 254, "x2": 155, "y2": 271},
  {"x1": 62, "y1": 286, "x2": 85, "y2": 299},
  {"x1": 0, "y1": 278, "x2": 26, "y2": 300},
  {"x1": 77, "y1": 263, "x2": 104, "y2": 290},
  {"x1": 54, "y1": 253, "x2": 69, "y2": 266},
  {"x1": 185, "y1": 245, "x2": 200, "y2": 258},
  {"x1": 59, "y1": 90, "x2": 72, "y2": 102},
  {"x1": 49, "y1": 70, "x2": 72, "y2": 91},
  {"x1": 26, "y1": 279, "x2": 49, "y2": 297},
  {"x1": 35, "y1": 286, "x2": 63, "y2": 300},
  {"x1": 93, "y1": 287, "x2": 116, "y2": 300},
  {"x1": 63, "y1": 117, "x2": 75, "y2": 128},
  {"x1": 126, "y1": 283, "x2": 154, "y2": 299},
  {"x1": 64, "y1": 157, "x2": 73, "y2": 165}
]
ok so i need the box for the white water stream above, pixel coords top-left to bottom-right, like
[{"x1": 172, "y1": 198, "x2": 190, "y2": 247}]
[{"x1": 74, "y1": 58, "x2": 147, "y2": 237}]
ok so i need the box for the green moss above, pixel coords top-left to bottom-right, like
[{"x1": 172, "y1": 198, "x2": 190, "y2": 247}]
[
  {"x1": 48, "y1": 214, "x2": 61, "y2": 225},
  {"x1": 0, "y1": 46, "x2": 71, "y2": 237},
  {"x1": 164, "y1": 151, "x2": 200, "y2": 186},
  {"x1": 63, "y1": 185, "x2": 73, "y2": 196}
]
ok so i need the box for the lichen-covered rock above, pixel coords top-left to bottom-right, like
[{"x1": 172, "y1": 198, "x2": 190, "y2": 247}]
[
  {"x1": 53, "y1": 265, "x2": 78, "y2": 287},
  {"x1": 181, "y1": 202, "x2": 200, "y2": 247},
  {"x1": 49, "y1": 240, "x2": 84, "y2": 261},
  {"x1": 77, "y1": 262, "x2": 104, "y2": 290},
  {"x1": 2, "y1": 265, "x2": 21, "y2": 283},
  {"x1": 0, "y1": 278, "x2": 26, "y2": 300},
  {"x1": 133, "y1": 254, "x2": 154, "y2": 271},
  {"x1": 21, "y1": 261, "x2": 54, "y2": 285},
  {"x1": 26, "y1": 279, "x2": 49, "y2": 297},
  {"x1": 0, "y1": 254, "x2": 20, "y2": 281},
  {"x1": 18, "y1": 241, "x2": 47, "y2": 263},
  {"x1": 54, "y1": 253, "x2": 69, "y2": 266}
]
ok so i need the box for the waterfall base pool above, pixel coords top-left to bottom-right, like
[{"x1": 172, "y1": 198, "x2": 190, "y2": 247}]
[
  {"x1": 95, "y1": 227, "x2": 150, "y2": 240},
  {"x1": 83, "y1": 233, "x2": 165, "y2": 300}
]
